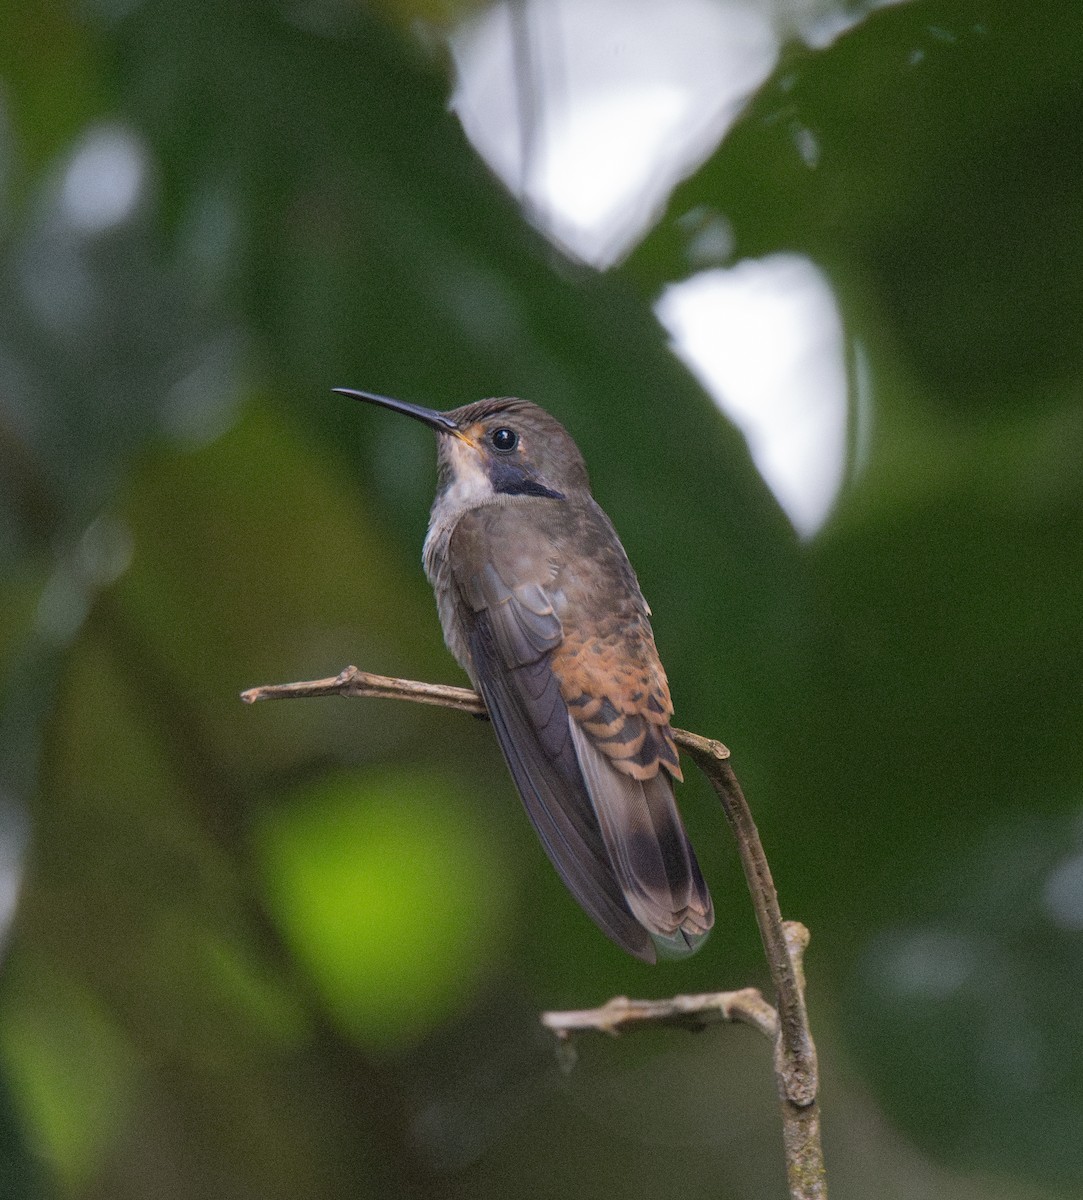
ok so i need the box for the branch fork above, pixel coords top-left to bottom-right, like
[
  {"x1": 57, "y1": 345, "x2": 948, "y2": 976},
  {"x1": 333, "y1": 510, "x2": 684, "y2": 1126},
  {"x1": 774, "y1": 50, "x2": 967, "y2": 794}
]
[{"x1": 243, "y1": 665, "x2": 826, "y2": 1199}]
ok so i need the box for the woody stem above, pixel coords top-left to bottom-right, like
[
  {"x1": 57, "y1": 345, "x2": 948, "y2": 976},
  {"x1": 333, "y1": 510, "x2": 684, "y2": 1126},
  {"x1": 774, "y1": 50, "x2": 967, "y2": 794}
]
[{"x1": 242, "y1": 664, "x2": 826, "y2": 1200}]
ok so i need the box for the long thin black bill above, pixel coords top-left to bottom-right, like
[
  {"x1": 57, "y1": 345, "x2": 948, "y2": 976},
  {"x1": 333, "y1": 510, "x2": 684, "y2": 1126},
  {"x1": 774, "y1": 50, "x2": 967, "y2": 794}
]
[{"x1": 333, "y1": 387, "x2": 459, "y2": 434}]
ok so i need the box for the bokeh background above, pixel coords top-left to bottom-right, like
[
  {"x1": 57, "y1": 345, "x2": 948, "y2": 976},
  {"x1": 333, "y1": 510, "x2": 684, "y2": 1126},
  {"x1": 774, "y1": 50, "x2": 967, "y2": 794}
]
[{"x1": 1, "y1": 0, "x2": 1081, "y2": 1197}]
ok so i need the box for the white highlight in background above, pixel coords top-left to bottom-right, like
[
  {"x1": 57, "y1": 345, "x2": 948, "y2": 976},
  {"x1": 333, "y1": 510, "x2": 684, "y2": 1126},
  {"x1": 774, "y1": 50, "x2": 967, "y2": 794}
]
[
  {"x1": 656, "y1": 255, "x2": 849, "y2": 538},
  {"x1": 450, "y1": 0, "x2": 778, "y2": 268},
  {"x1": 61, "y1": 124, "x2": 147, "y2": 234}
]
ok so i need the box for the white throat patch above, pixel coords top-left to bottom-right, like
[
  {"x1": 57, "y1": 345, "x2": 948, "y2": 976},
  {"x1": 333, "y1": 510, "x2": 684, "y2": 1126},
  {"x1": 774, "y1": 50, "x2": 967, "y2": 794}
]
[{"x1": 439, "y1": 435, "x2": 494, "y2": 515}]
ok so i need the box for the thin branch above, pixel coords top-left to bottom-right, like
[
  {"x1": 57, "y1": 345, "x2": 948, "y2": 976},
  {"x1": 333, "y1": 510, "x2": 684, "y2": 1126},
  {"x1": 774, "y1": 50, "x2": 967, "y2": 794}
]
[
  {"x1": 242, "y1": 666, "x2": 732, "y2": 760},
  {"x1": 242, "y1": 666, "x2": 487, "y2": 716},
  {"x1": 242, "y1": 664, "x2": 826, "y2": 1200},
  {"x1": 542, "y1": 987, "x2": 779, "y2": 1042},
  {"x1": 690, "y1": 760, "x2": 818, "y2": 1108}
]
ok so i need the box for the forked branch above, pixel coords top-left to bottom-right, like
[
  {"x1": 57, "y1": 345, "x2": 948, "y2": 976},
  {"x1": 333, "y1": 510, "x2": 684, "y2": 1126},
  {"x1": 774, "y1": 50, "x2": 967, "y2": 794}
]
[{"x1": 243, "y1": 665, "x2": 826, "y2": 1200}]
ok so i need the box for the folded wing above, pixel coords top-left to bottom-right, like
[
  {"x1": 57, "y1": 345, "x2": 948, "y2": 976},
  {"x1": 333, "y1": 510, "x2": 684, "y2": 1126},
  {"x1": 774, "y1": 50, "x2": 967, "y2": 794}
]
[{"x1": 458, "y1": 548, "x2": 712, "y2": 961}]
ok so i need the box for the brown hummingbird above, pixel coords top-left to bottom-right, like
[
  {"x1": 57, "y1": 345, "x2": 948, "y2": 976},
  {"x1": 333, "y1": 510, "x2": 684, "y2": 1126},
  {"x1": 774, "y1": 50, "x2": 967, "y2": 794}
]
[{"x1": 335, "y1": 388, "x2": 713, "y2": 962}]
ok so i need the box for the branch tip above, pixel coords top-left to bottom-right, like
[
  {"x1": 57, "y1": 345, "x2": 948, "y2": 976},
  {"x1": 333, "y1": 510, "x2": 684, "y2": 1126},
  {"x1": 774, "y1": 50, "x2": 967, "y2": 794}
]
[{"x1": 540, "y1": 988, "x2": 778, "y2": 1043}]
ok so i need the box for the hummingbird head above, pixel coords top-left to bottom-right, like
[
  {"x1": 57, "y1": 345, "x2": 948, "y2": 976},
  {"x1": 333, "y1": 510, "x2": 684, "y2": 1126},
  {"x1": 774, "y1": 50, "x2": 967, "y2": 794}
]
[{"x1": 334, "y1": 389, "x2": 590, "y2": 508}]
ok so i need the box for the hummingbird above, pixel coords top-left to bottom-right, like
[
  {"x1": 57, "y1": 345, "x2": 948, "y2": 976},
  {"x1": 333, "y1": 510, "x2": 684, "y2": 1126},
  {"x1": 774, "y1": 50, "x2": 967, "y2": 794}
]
[{"x1": 335, "y1": 388, "x2": 713, "y2": 962}]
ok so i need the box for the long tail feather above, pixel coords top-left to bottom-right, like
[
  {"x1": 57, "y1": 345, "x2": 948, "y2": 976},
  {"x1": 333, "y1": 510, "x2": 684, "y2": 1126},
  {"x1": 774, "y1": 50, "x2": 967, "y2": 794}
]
[{"x1": 569, "y1": 720, "x2": 713, "y2": 957}]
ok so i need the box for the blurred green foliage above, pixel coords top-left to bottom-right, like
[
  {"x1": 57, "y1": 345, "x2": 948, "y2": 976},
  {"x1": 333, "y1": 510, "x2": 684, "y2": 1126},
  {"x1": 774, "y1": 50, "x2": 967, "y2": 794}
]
[
  {"x1": 256, "y1": 768, "x2": 511, "y2": 1048},
  {"x1": 0, "y1": 1, "x2": 1081, "y2": 1198}
]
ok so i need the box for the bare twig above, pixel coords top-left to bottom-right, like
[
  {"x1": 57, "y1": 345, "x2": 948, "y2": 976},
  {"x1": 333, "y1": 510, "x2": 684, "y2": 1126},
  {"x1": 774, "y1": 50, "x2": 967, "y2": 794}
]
[
  {"x1": 242, "y1": 667, "x2": 728, "y2": 753},
  {"x1": 541, "y1": 987, "x2": 779, "y2": 1041},
  {"x1": 241, "y1": 666, "x2": 487, "y2": 716},
  {"x1": 242, "y1": 664, "x2": 826, "y2": 1200},
  {"x1": 686, "y1": 757, "x2": 819, "y2": 1105}
]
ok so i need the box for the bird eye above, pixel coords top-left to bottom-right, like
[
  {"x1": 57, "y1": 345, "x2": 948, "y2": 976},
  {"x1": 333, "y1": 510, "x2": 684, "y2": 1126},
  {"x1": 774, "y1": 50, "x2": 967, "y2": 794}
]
[{"x1": 490, "y1": 427, "x2": 519, "y2": 453}]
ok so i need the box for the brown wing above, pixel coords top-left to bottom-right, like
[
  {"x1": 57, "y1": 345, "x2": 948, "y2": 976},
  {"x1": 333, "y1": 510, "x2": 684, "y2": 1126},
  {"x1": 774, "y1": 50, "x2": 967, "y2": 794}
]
[
  {"x1": 451, "y1": 503, "x2": 712, "y2": 960},
  {"x1": 468, "y1": 607, "x2": 657, "y2": 961},
  {"x1": 550, "y1": 609, "x2": 683, "y2": 782}
]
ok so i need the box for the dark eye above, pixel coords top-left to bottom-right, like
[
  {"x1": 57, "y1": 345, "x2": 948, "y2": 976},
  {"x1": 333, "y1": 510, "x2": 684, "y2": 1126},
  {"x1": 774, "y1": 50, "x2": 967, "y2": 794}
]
[{"x1": 490, "y1": 427, "x2": 519, "y2": 453}]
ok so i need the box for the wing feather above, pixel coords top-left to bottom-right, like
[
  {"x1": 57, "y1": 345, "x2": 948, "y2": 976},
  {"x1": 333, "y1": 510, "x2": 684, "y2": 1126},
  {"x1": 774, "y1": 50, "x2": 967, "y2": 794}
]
[
  {"x1": 569, "y1": 720, "x2": 713, "y2": 957},
  {"x1": 449, "y1": 502, "x2": 712, "y2": 960},
  {"x1": 469, "y1": 612, "x2": 655, "y2": 961}
]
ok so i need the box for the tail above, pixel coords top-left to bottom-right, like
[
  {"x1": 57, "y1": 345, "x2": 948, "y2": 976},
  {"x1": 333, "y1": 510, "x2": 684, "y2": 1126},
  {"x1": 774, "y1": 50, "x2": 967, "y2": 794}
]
[{"x1": 568, "y1": 720, "x2": 713, "y2": 958}]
